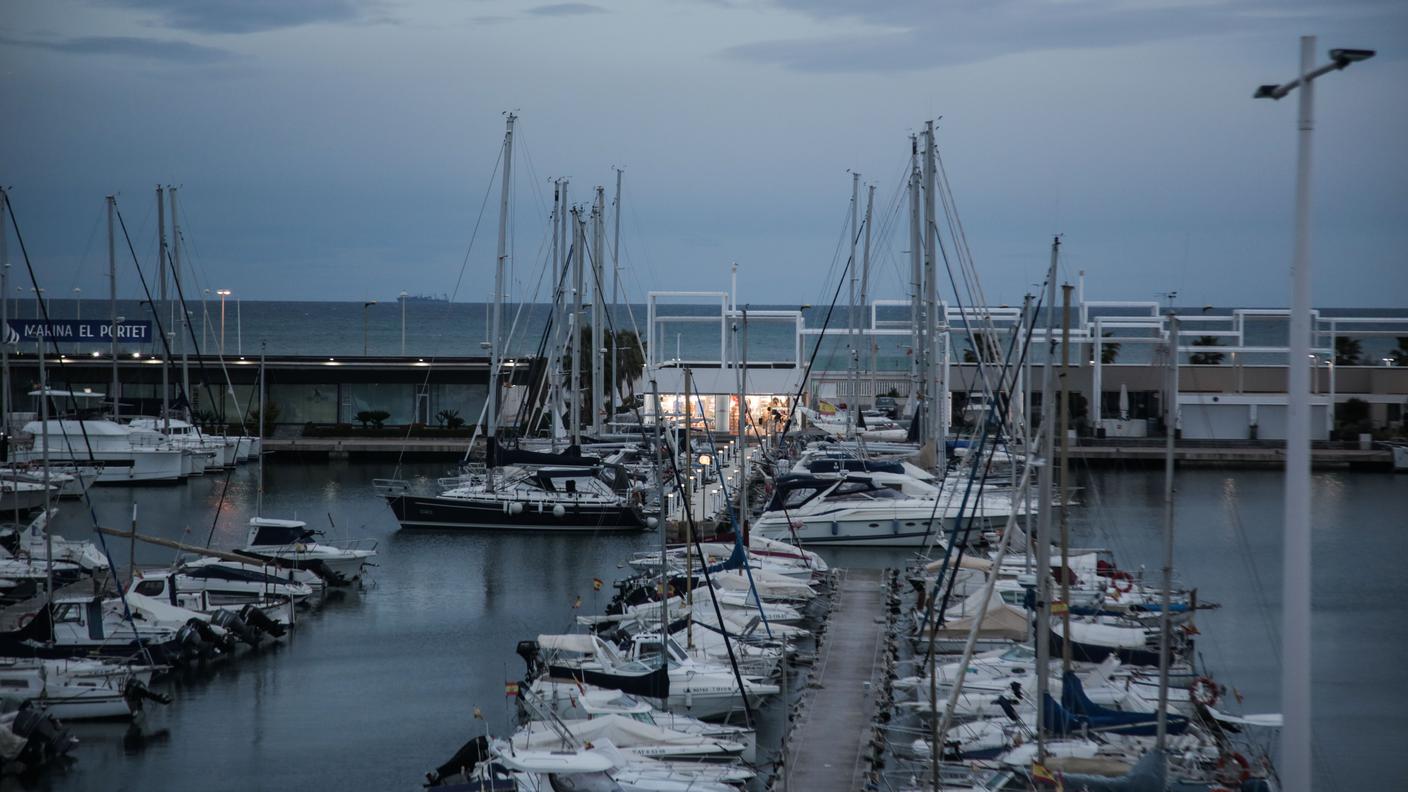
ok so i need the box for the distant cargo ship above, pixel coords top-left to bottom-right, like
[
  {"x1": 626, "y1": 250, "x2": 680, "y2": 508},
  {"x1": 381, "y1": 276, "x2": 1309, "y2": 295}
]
[{"x1": 402, "y1": 293, "x2": 450, "y2": 303}]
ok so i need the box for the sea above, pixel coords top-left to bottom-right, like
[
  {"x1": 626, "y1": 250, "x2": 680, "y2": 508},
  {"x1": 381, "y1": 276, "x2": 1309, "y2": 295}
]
[
  {"x1": 33, "y1": 459, "x2": 1408, "y2": 791},
  {"x1": 13, "y1": 299, "x2": 1408, "y2": 372}
]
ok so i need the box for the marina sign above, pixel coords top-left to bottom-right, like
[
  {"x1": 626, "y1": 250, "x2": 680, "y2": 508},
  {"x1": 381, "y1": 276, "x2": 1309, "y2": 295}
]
[{"x1": 6, "y1": 319, "x2": 152, "y2": 344}]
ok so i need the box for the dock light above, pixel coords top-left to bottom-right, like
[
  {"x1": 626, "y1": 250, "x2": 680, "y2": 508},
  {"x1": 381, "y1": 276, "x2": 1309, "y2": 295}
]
[
  {"x1": 90, "y1": 351, "x2": 100, "y2": 358},
  {"x1": 697, "y1": 454, "x2": 711, "y2": 467},
  {"x1": 132, "y1": 352, "x2": 141, "y2": 358}
]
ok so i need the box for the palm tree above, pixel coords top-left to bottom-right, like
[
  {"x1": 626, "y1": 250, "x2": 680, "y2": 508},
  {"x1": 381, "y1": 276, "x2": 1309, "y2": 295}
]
[
  {"x1": 1088, "y1": 331, "x2": 1121, "y2": 365},
  {"x1": 1188, "y1": 336, "x2": 1224, "y2": 365},
  {"x1": 962, "y1": 332, "x2": 1002, "y2": 364},
  {"x1": 1334, "y1": 336, "x2": 1363, "y2": 366},
  {"x1": 1390, "y1": 337, "x2": 1408, "y2": 367},
  {"x1": 610, "y1": 329, "x2": 647, "y2": 409}
]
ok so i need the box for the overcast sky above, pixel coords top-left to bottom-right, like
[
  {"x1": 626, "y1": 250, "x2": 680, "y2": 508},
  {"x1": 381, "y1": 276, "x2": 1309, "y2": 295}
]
[{"x1": 3, "y1": 0, "x2": 1405, "y2": 309}]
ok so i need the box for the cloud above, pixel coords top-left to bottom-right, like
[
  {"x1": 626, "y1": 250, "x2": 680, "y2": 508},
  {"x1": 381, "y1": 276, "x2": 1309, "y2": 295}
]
[
  {"x1": 526, "y1": 3, "x2": 606, "y2": 16},
  {"x1": 0, "y1": 34, "x2": 235, "y2": 63},
  {"x1": 717, "y1": 0, "x2": 1408, "y2": 72},
  {"x1": 100, "y1": 0, "x2": 389, "y2": 34}
]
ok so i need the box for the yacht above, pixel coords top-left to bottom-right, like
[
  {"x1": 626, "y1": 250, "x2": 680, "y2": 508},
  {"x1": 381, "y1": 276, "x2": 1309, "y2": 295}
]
[
  {"x1": 235, "y1": 517, "x2": 377, "y2": 586},
  {"x1": 753, "y1": 474, "x2": 1021, "y2": 547}
]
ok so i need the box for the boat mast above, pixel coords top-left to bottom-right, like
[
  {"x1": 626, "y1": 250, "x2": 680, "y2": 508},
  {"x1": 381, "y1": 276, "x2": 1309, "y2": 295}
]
[
  {"x1": 549, "y1": 181, "x2": 562, "y2": 451},
  {"x1": 1033, "y1": 235, "x2": 1060, "y2": 762},
  {"x1": 611, "y1": 169, "x2": 622, "y2": 420},
  {"x1": 156, "y1": 185, "x2": 169, "y2": 431},
  {"x1": 557, "y1": 180, "x2": 570, "y2": 447},
  {"x1": 1155, "y1": 313, "x2": 1179, "y2": 746},
  {"x1": 488, "y1": 113, "x2": 515, "y2": 487},
  {"x1": 652, "y1": 376, "x2": 668, "y2": 648},
  {"x1": 738, "y1": 308, "x2": 748, "y2": 534},
  {"x1": 591, "y1": 187, "x2": 605, "y2": 436},
  {"x1": 846, "y1": 173, "x2": 858, "y2": 439},
  {"x1": 923, "y1": 121, "x2": 943, "y2": 471},
  {"x1": 257, "y1": 343, "x2": 267, "y2": 517},
  {"x1": 908, "y1": 140, "x2": 923, "y2": 426},
  {"x1": 170, "y1": 186, "x2": 191, "y2": 420},
  {"x1": 108, "y1": 196, "x2": 119, "y2": 421},
  {"x1": 1, "y1": 188, "x2": 9, "y2": 434},
  {"x1": 683, "y1": 366, "x2": 693, "y2": 650},
  {"x1": 38, "y1": 337, "x2": 53, "y2": 605},
  {"x1": 861, "y1": 184, "x2": 875, "y2": 377},
  {"x1": 570, "y1": 208, "x2": 584, "y2": 447},
  {"x1": 1058, "y1": 282, "x2": 1074, "y2": 671}
]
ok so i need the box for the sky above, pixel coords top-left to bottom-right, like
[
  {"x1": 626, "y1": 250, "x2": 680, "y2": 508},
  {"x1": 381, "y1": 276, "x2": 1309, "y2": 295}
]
[{"x1": 3, "y1": 0, "x2": 1406, "y2": 309}]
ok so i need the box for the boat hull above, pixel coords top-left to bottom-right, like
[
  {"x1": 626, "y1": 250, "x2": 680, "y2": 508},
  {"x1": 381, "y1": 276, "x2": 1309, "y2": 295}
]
[{"x1": 387, "y1": 494, "x2": 647, "y2": 532}]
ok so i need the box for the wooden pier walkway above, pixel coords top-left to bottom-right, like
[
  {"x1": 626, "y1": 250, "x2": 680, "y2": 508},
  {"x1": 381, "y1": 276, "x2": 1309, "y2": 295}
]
[{"x1": 785, "y1": 567, "x2": 886, "y2": 792}]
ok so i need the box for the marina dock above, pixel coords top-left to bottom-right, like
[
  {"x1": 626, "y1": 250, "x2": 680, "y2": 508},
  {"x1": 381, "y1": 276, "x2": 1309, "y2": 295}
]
[{"x1": 781, "y1": 567, "x2": 887, "y2": 792}]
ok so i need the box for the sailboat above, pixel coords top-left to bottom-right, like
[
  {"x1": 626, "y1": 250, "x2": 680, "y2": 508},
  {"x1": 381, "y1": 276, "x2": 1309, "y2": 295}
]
[{"x1": 377, "y1": 116, "x2": 649, "y2": 533}]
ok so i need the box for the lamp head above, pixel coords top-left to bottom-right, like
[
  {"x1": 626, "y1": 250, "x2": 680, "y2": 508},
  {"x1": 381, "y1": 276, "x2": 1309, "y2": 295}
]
[
  {"x1": 1253, "y1": 84, "x2": 1282, "y2": 100},
  {"x1": 1329, "y1": 48, "x2": 1375, "y2": 66}
]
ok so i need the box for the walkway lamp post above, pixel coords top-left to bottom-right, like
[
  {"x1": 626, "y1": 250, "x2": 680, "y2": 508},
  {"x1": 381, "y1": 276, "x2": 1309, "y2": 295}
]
[{"x1": 1254, "y1": 36, "x2": 1373, "y2": 792}]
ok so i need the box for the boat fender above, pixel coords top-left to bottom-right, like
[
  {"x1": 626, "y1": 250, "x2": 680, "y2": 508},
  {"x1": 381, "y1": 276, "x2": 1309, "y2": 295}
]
[
  {"x1": 509, "y1": 501, "x2": 524, "y2": 515},
  {"x1": 1190, "y1": 675, "x2": 1220, "y2": 708},
  {"x1": 1215, "y1": 752, "x2": 1251, "y2": 784},
  {"x1": 552, "y1": 504, "x2": 566, "y2": 518},
  {"x1": 646, "y1": 516, "x2": 659, "y2": 529}
]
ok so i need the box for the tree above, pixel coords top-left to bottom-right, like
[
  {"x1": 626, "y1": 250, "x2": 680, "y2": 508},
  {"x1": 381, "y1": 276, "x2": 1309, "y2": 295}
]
[
  {"x1": 962, "y1": 332, "x2": 1002, "y2": 364},
  {"x1": 1334, "y1": 336, "x2": 1362, "y2": 366},
  {"x1": 249, "y1": 401, "x2": 280, "y2": 436},
  {"x1": 1189, "y1": 336, "x2": 1224, "y2": 365},
  {"x1": 1088, "y1": 331, "x2": 1121, "y2": 365},
  {"x1": 354, "y1": 409, "x2": 389, "y2": 429},
  {"x1": 436, "y1": 408, "x2": 465, "y2": 429},
  {"x1": 1391, "y1": 337, "x2": 1408, "y2": 367},
  {"x1": 610, "y1": 329, "x2": 646, "y2": 406}
]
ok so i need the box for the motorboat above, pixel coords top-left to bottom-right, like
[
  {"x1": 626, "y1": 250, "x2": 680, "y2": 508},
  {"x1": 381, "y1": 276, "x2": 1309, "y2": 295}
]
[
  {"x1": 0, "y1": 657, "x2": 166, "y2": 720},
  {"x1": 15, "y1": 417, "x2": 185, "y2": 484},
  {"x1": 127, "y1": 417, "x2": 239, "y2": 468},
  {"x1": 234, "y1": 517, "x2": 376, "y2": 586},
  {"x1": 161, "y1": 557, "x2": 318, "y2": 606},
  {"x1": 753, "y1": 474, "x2": 1021, "y2": 547}
]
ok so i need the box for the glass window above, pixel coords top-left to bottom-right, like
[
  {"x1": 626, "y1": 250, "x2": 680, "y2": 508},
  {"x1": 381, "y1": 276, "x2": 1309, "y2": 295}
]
[
  {"x1": 269, "y1": 383, "x2": 339, "y2": 424},
  {"x1": 342, "y1": 383, "x2": 415, "y2": 425}
]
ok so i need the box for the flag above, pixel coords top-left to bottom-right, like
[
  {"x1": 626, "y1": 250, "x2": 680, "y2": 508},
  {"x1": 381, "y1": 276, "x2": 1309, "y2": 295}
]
[
  {"x1": 1032, "y1": 762, "x2": 1063, "y2": 790},
  {"x1": 1051, "y1": 601, "x2": 1069, "y2": 616},
  {"x1": 817, "y1": 399, "x2": 837, "y2": 416},
  {"x1": 472, "y1": 706, "x2": 483, "y2": 721},
  {"x1": 572, "y1": 595, "x2": 582, "y2": 609},
  {"x1": 592, "y1": 577, "x2": 603, "y2": 591},
  {"x1": 504, "y1": 681, "x2": 519, "y2": 697}
]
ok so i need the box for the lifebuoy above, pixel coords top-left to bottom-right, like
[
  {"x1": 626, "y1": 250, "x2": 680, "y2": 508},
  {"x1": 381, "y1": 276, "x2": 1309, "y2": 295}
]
[
  {"x1": 1190, "y1": 676, "x2": 1220, "y2": 708},
  {"x1": 1110, "y1": 571, "x2": 1134, "y2": 593},
  {"x1": 16, "y1": 612, "x2": 35, "y2": 628},
  {"x1": 1215, "y1": 752, "x2": 1251, "y2": 784}
]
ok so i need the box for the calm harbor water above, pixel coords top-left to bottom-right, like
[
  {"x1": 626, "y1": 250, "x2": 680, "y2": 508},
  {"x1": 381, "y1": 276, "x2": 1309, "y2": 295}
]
[{"x1": 34, "y1": 459, "x2": 1408, "y2": 791}]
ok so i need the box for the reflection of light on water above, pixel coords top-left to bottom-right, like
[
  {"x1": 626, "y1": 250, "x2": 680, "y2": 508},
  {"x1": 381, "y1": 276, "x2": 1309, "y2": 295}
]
[{"x1": 1313, "y1": 472, "x2": 1343, "y2": 502}]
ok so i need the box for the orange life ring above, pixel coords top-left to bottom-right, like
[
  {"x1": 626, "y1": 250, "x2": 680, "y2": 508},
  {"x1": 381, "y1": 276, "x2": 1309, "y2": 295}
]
[
  {"x1": 1110, "y1": 571, "x2": 1134, "y2": 593},
  {"x1": 1215, "y1": 752, "x2": 1251, "y2": 784},
  {"x1": 1190, "y1": 675, "x2": 1220, "y2": 707}
]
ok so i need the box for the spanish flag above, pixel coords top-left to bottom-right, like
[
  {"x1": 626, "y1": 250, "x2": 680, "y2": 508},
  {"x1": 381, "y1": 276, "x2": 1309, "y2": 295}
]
[
  {"x1": 504, "y1": 681, "x2": 519, "y2": 697},
  {"x1": 1051, "y1": 600, "x2": 1069, "y2": 616},
  {"x1": 1032, "y1": 762, "x2": 1063, "y2": 790},
  {"x1": 593, "y1": 578, "x2": 604, "y2": 591}
]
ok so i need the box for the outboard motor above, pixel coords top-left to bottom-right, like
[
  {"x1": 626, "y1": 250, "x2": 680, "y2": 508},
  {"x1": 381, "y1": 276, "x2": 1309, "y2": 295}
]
[
  {"x1": 10, "y1": 705, "x2": 79, "y2": 768},
  {"x1": 425, "y1": 735, "x2": 490, "y2": 787},
  {"x1": 209, "y1": 609, "x2": 261, "y2": 648},
  {"x1": 515, "y1": 640, "x2": 542, "y2": 677},
  {"x1": 185, "y1": 618, "x2": 236, "y2": 657},
  {"x1": 122, "y1": 678, "x2": 172, "y2": 714},
  {"x1": 174, "y1": 622, "x2": 205, "y2": 664},
  {"x1": 239, "y1": 604, "x2": 287, "y2": 638}
]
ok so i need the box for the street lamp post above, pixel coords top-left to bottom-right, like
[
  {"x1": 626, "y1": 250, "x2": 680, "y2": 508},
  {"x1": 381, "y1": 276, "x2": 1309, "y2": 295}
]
[
  {"x1": 237, "y1": 298, "x2": 242, "y2": 355},
  {"x1": 400, "y1": 291, "x2": 408, "y2": 356},
  {"x1": 216, "y1": 289, "x2": 231, "y2": 354},
  {"x1": 1254, "y1": 37, "x2": 1374, "y2": 792},
  {"x1": 202, "y1": 288, "x2": 211, "y2": 349},
  {"x1": 73, "y1": 288, "x2": 81, "y2": 354},
  {"x1": 363, "y1": 300, "x2": 378, "y2": 356}
]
